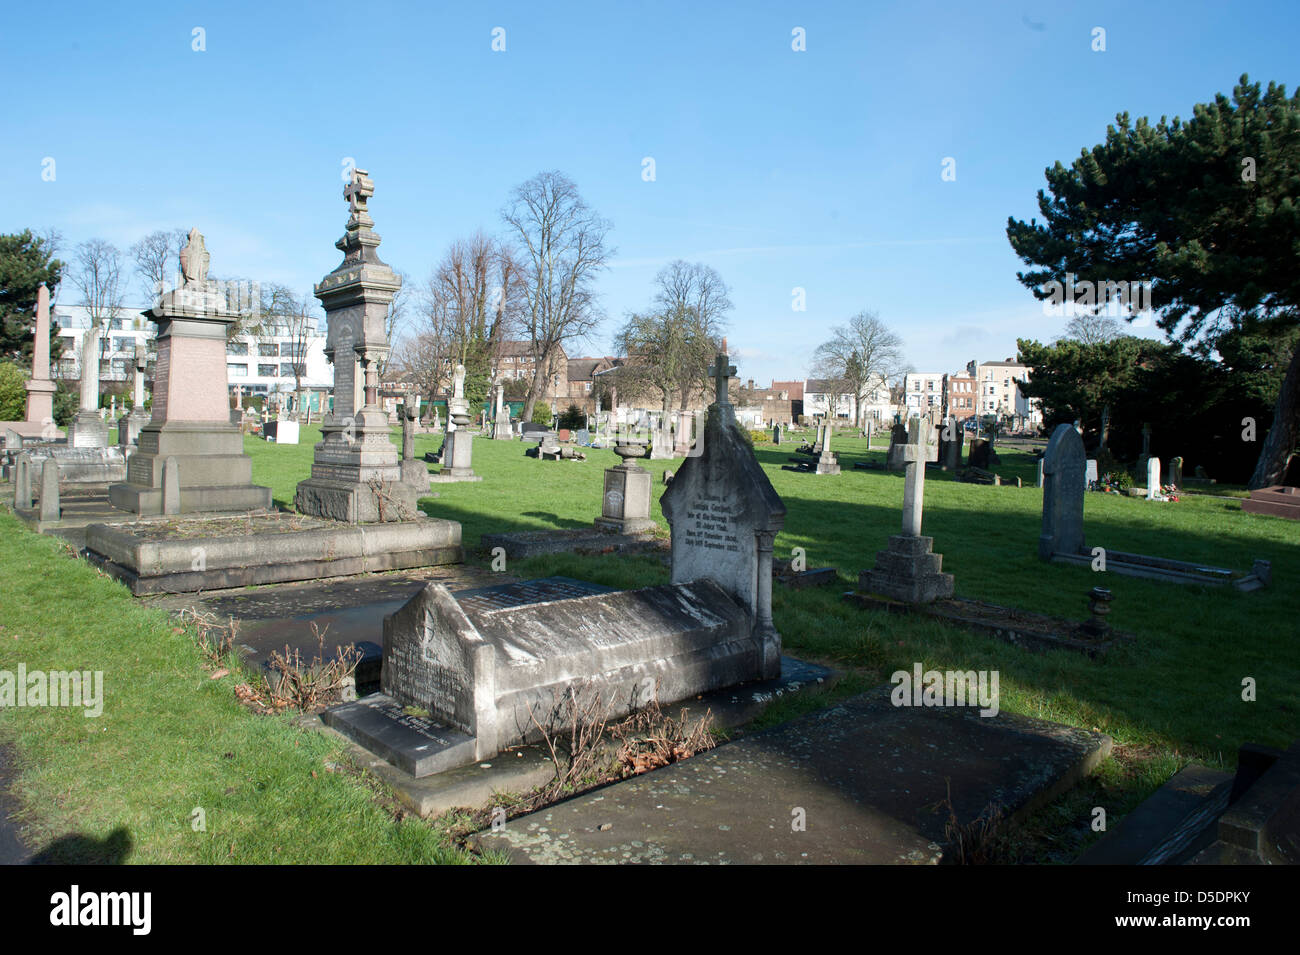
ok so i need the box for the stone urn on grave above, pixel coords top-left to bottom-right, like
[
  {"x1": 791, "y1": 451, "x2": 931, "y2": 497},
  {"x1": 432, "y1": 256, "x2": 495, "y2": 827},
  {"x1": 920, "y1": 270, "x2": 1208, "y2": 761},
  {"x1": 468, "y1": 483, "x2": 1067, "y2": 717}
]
[
  {"x1": 442, "y1": 385, "x2": 475, "y2": 479},
  {"x1": 594, "y1": 427, "x2": 655, "y2": 534}
]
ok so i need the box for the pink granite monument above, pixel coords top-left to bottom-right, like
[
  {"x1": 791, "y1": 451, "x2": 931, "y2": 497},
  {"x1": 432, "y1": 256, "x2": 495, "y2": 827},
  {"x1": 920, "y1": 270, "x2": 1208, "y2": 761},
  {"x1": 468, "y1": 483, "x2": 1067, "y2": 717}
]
[
  {"x1": 109, "y1": 229, "x2": 271, "y2": 515},
  {"x1": 1, "y1": 283, "x2": 61, "y2": 439}
]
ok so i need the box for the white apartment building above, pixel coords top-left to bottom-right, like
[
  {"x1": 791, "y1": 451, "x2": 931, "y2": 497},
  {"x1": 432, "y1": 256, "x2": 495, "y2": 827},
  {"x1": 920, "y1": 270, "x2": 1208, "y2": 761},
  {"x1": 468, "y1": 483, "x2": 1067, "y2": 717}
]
[
  {"x1": 904, "y1": 372, "x2": 945, "y2": 414},
  {"x1": 803, "y1": 379, "x2": 856, "y2": 420},
  {"x1": 858, "y1": 373, "x2": 896, "y2": 423},
  {"x1": 51, "y1": 303, "x2": 331, "y2": 399},
  {"x1": 968, "y1": 359, "x2": 1042, "y2": 430}
]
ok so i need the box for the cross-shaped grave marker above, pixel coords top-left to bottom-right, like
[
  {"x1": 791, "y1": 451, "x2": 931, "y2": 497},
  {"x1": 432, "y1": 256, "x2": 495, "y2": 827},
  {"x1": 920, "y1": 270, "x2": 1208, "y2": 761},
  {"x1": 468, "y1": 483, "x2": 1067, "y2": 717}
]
[
  {"x1": 712, "y1": 353, "x2": 736, "y2": 405},
  {"x1": 900, "y1": 417, "x2": 930, "y2": 537}
]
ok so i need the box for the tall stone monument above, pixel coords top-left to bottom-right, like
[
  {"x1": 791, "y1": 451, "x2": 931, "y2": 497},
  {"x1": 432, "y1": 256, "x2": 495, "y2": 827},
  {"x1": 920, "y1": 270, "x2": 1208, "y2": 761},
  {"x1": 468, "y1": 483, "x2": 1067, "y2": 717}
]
[
  {"x1": 858, "y1": 418, "x2": 954, "y2": 604},
  {"x1": 294, "y1": 169, "x2": 421, "y2": 520},
  {"x1": 491, "y1": 383, "x2": 512, "y2": 440},
  {"x1": 118, "y1": 342, "x2": 150, "y2": 448},
  {"x1": 67, "y1": 325, "x2": 109, "y2": 448},
  {"x1": 661, "y1": 354, "x2": 786, "y2": 679},
  {"x1": 109, "y1": 229, "x2": 272, "y2": 515},
  {"x1": 430, "y1": 364, "x2": 482, "y2": 482},
  {"x1": 11, "y1": 283, "x2": 58, "y2": 438}
]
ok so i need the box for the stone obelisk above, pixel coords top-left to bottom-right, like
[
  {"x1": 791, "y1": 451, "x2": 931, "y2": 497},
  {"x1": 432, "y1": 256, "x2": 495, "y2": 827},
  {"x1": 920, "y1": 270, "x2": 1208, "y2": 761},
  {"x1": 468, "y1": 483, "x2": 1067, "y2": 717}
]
[
  {"x1": 24, "y1": 283, "x2": 58, "y2": 436},
  {"x1": 294, "y1": 168, "x2": 419, "y2": 521}
]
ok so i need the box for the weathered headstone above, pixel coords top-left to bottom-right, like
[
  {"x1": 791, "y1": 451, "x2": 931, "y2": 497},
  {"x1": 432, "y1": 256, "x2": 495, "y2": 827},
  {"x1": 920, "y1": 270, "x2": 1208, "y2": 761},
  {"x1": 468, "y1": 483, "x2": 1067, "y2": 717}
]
[
  {"x1": 859, "y1": 418, "x2": 954, "y2": 603},
  {"x1": 295, "y1": 170, "x2": 425, "y2": 516},
  {"x1": 813, "y1": 421, "x2": 840, "y2": 475},
  {"x1": 968, "y1": 438, "x2": 991, "y2": 471},
  {"x1": 938, "y1": 416, "x2": 962, "y2": 470},
  {"x1": 109, "y1": 229, "x2": 272, "y2": 516},
  {"x1": 1085, "y1": 459, "x2": 1098, "y2": 486},
  {"x1": 773, "y1": 422, "x2": 782, "y2": 445},
  {"x1": 1038, "y1": 423, "x2": 1087, "y2": 560},
  {"x1": 1170, "y1": 456, "x2": 1183, "y2": 490},
  {"x1": 661, "y1": 353, "x2": 786, "y2": 679},
  {"x1": 492, "y1": 383, "x2": 512, "y2": 440},
  {"x1": 14, "y1": 453, "x2": 32, "y2": 509},
  {"x1": 39, "y1": 459, "x2": 59, "y2": 522}
]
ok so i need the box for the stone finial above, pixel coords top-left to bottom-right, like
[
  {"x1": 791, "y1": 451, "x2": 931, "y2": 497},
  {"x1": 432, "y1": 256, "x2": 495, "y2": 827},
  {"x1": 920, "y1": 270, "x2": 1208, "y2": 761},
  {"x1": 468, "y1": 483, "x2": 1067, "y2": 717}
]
[
  {"x1": 179, "y1": 228, "x2": 210, "y2": 287},
  {"x1": 452, "y1": 364, "x2": 466, "y2": 399}
]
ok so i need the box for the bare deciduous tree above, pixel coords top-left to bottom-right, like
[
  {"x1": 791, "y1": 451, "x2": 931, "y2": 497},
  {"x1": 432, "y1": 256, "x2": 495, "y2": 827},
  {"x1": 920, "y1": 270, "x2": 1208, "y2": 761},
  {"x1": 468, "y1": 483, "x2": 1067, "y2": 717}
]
[
  {"x1": 812, "y1": 311, "x2": 906, "y2": 427},
  {"x1": 502, "y1": 171, "x2": 612, "y2": 422},
  {"x1": 1061, "y1": 313, "x2": 1122, "y2": 345},
  {"x1": 71, "y1": 239, "x2": 126, "y2": 331},
  {"x1": 651, "y1": 260, "x2": 731, "y2": 408},
  {"x1": 130, "y1": 229, "x2": 188, "y2": 300}
]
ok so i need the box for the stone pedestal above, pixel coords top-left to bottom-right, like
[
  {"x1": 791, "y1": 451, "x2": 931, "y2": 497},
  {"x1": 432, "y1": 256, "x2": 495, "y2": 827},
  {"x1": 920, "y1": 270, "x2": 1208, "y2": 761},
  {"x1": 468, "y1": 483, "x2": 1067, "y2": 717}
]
[
  {"x1": 67, "y1": 409, "x2": 109, "y2": 449},
  {"x1": 860, "y1": 535, "x2": 954, "y2": 604},
  {"x1": 110, "y1": 233, "x2": 272, "y2": 517},
  {"x1": 118, "y1": 411, "x2": 149, "y2": 448},
  {"x1": 596, "y1": 441, "x2": 654, "y2": 534}
]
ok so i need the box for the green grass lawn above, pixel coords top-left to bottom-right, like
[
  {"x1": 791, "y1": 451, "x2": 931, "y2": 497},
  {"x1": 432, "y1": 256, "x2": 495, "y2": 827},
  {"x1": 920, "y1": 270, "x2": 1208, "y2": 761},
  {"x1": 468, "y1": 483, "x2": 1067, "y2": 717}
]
[{"x1": 1, "y1": 423, "x2": 1296, "y2": 862}]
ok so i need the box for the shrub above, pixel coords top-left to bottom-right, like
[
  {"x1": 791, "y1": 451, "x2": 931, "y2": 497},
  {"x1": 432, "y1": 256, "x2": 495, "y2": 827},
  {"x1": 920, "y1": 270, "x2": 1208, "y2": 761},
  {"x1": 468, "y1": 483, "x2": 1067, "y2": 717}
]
[
  {"x1": 0, "y1": 361, "x2": 26, "y2": 421},
  {"x1": 748, "y1": 429, "x2": 772, "y2": 445},
  {"x1": 558, "y1": 403, "x2": 585, "y2": 430},
  {"x1": 530, "y1": 401, "x2": 552, "y2": 425}
]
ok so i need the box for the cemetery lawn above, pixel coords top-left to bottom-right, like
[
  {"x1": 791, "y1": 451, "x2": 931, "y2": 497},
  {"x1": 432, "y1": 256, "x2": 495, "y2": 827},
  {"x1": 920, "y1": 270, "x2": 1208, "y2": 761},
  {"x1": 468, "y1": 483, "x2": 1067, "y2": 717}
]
[
  {"x1": 0, "y1": 510, "x2": 476, "y2": 864},
  {"x1": 1, "y1": 425, "x2": 1294, "y2": 862}
]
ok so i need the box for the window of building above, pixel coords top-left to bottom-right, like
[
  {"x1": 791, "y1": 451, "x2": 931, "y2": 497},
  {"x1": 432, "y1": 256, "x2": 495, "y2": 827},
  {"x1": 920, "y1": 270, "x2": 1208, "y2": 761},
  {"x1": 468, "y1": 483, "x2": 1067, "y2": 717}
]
[
  {"x1": 228, "y1": 364, "x2": 248, "y2": 377},
  {"x1": 227, "y1": 341, "x2": 249, "y2": 356},
  {"x1": 280, "y1": 362, "x2": 304, "y2": 378},
  {"x1": 259, "y1": 343, "x2": 279, "y2": 357},
  {"x1": 258, "y1": 364, "x2": 277, "y2": 377}
]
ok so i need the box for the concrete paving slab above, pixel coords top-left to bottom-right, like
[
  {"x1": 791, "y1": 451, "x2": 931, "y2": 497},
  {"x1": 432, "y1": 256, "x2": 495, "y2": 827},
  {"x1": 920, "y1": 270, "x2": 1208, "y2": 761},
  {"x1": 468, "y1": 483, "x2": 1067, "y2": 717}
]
[{"x1": 471, "y1": 685, "x2": 1111, "y2": 864}]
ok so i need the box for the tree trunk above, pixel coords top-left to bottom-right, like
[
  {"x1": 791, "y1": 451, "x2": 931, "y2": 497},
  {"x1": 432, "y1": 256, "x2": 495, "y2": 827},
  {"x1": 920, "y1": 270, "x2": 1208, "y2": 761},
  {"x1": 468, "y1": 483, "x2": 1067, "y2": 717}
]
[{"x1": 1248, "y1": 344, "x2": 1300, "y2": 489}]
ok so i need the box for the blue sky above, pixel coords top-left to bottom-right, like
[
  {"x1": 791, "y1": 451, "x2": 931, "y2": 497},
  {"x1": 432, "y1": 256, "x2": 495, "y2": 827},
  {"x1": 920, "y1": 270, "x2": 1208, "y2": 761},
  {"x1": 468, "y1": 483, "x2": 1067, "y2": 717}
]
[{"x1": 3, "y1": 1, "x2": 1296, "y2": 385}]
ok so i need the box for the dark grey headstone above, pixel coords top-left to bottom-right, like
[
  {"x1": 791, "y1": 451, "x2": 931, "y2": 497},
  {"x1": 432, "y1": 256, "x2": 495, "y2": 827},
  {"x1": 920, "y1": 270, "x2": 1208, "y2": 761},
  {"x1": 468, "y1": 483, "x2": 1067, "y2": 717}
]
[{"x1": 1039, "y1": 424, "x2": 1087, "y2": 560}]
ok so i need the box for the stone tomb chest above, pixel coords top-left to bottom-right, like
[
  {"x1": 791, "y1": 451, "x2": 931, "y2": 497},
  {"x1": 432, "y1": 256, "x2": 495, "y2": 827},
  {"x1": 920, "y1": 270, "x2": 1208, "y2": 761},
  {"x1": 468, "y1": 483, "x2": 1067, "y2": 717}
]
[{"x1": 323, "y1": 575, "x2": 756, "y2": 777}]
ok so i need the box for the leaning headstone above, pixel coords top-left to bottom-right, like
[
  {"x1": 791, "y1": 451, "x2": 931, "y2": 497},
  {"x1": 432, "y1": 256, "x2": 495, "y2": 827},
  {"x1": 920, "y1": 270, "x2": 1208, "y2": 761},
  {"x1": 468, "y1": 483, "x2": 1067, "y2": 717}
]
[
  {"x1": 1085, "y1": 459, "x2": 1098, "y2": 487},
  {"x1": 1169, "y1": 456, "x2": 1183, "y2": 490},
  {"x1": 661, "y1": 353, "x2": 786, "y2": 679},
  {"x1": 1038, "y1": 424, "x2": 1087, "y2": 561},
  {"x1": 1037, "y1": 457, "x2": 1045, "y2": 488},
  {"x1": 858, "y1": 418, "x2": 954, "y2": 603},
  {"x1": 14, "y1": 453, "x2": 33, "y2": 509},
  {"x1": 39, "y1": 460, "x2": 59, "y2": 522},
  {"x1": 110, "y1": 229, "x2": 271, "y2": 516}
]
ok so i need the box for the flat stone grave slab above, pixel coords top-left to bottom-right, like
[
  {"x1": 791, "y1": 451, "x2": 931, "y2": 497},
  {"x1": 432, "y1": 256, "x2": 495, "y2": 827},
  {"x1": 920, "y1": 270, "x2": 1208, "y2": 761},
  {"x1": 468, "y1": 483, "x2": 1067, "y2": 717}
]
[
  {"x1": 84, "y1": 511, "x2": 462, "y2": 595},
  {"x1": 147, "y1": 563, "x2": 501, "y2": 692},
  {"x1": 315, "y1": 655, "x2": 834, "y2": 817},
  {"x1": 472, "y1": 685, "x2": 1111, "y2": 864},
  {"x1": 480, "y1": 527, "x2": 665, "y2": 560}
]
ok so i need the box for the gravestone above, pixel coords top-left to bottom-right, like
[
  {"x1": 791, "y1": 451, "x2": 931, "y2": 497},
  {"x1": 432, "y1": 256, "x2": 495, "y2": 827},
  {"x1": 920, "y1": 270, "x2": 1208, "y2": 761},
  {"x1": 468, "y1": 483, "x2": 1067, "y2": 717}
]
[
  {"x1": 325, "y1": 358, "x2": 786, "y2": 776},
  {"x1": 813, "y1": 422, "x2": 840, "y2": 475},
  {"x1": 1085, "y1": 459, "x2": 1098, "y2": 486},
  {"x1": 885, "y1": 422, "x2": 909, "y2": 470},
  {"x1": 772, "y1": 423, "x2": 781, "y2": 445},
  {"x1": 67, "y1": 325, "x2": 109, "y2": 449},
  {"x1": 858, "y1": 418, "x2": 954, "y2": 603},
  {"x1": 39, "y1": 459, "x2": 59, "y2": 522},
  {"x1": 295, "y1": 169, "x2": 425, "y2": 516},
  {"x1": 1038, "y1": 424, "x2": 1087, "y2": 560},
  {"x1": 492, "y1": 383, "x2": 512, "y2": 440},
  {"x1": 938, "y1": 417, "x2": 963, "y2": 470},
  {"x1": 430, "y1": 364, "x2": 482, "y2": 482},
  {"x1": 1037, "y1": 458, "x2": 1045, "y2": 488},
  {"x1": 14, "y1": 453, "x2": 32, "y2": 509},
  {"x1": 968, "y1": 438, "x2": 991, "y2": 471},
  {"x1": 400, "y1": 394, "x2": 431, "y2": 493},
  {"x1": 109, "y1": 229, "x2": 272, "y2": 516},
  {"x1": 594, "y1": 427, "x2": 654, "y2": 534},
  {"x1": 118, "y1": 343, "x2": 150, "y2": 448},
  {"x1": 1170, "y1": 456, "x2": 1183, "y2": 490},
  {"x1": 661, "y1": 353, "x2": 786, "y2": 679},
  {"x1": 1146, "y1": 457, "x2": 1162, "y2": 500}
]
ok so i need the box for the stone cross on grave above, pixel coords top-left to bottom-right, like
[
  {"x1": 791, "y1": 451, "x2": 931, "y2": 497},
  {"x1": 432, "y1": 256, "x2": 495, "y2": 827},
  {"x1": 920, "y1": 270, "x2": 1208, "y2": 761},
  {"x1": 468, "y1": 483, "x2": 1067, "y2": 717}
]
[
  {"x1": 901, "y1": 417, "x2": 930, "y2": 537},
  {"x1": 712, "y1": 354, "x2": 736, "y2": 405},
  {"x1": 344, "y1": 169, "x2": 373, "y2": 215}
]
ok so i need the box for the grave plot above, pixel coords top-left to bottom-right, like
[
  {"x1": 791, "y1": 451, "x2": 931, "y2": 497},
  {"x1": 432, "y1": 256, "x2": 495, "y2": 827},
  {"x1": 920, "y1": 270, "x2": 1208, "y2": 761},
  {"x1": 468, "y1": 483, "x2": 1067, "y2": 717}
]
[
  {"x1": 324, "y1": 354, "x2": 800, "y2": 781},
  {"x1": 1038, "y1": 424, "x2": 1273, "y2": 590},
  {"x1": 82, "y1": 173, "x2": 462, "y2": 594}
]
